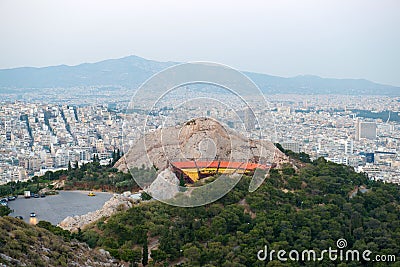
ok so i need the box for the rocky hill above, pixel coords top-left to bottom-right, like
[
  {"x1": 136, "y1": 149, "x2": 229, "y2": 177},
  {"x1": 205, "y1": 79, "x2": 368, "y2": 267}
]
[
  {"x1": 116, "y1": 117, "x2": 288, "y2": 174},
  {"x1": 116, "y1": 117, "x2": 289, "y2": 202}
]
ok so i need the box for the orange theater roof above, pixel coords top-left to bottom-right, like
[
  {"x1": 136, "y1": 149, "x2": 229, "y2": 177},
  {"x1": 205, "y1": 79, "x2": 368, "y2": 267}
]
[{"x1": 171, "y1": 161, "x2": 269, "y2": 171}]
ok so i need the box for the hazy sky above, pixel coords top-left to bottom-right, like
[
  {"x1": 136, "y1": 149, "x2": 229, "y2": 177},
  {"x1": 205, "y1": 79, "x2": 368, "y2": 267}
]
[{"x1": 1, "y1": 0, "x2": 399, "y2": 86}]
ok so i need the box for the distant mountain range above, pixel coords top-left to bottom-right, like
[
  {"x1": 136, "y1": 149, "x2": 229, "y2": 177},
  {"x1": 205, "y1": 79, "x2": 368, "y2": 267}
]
[{"x1": 0, "y1": 55, "x2": 399, "y2": 95}]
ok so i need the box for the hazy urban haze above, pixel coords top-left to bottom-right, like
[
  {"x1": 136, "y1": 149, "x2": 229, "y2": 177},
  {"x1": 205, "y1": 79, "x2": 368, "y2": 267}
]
[
  {"x1": 1, "y1": 1, "x2": 400, "y2": 266},
  {"x1": 1, "y1": 0, "x2": 399, "y2": 86}
]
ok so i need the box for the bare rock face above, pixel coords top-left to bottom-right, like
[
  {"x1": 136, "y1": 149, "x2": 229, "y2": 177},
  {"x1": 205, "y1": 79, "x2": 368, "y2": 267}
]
[
  {"x1": 116, "y1": 117, "x2": 287, "y2": 172},
  {"x1": 50, "y1": 179, "x2": 65, "y2": 189},
  {"x1": 147, "y1": 168, "x2": 180, "y2": 200},
  {"x1": 58, "y1": 195, "x2": 136, "y2": 232}
]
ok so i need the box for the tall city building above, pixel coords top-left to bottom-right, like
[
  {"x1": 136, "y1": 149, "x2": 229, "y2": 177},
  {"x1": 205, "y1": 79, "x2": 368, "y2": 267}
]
[
  {"x1": 344, "y1": 139, "x2": 354, "y2": 154},
  {"x1": 95, "y1": 139, "x2": 105, "y2": 153},
  {"x1": 355, "y1": 120, "x2": 377, "y2": 140}
]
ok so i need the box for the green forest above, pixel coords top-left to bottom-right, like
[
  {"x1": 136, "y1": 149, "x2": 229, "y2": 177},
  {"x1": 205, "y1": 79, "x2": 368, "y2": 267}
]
[
  {"x1": 57, "y1": 158, "x2": 400, "y2": 266},
  {"x1": 1, "y1": 153, "x2": 400, "y2": 266}
]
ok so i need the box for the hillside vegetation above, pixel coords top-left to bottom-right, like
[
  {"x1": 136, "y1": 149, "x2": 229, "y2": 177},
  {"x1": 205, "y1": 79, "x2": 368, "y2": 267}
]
[
  {"x1": 0, "y1": 217, "x2": 117, "y2": 266},
  {"x1": 77, "y1": 158, "x2": 400, "y2": 266},
  {"x1": 2, "y1": 155, "x2": 400, "y2": 266}
]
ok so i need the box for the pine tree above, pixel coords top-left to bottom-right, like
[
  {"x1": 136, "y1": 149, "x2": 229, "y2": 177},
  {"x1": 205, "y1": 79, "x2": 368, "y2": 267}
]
[
  {"x1": 68, "y1": 161, "x2": 72, "y2": 171},
  {"x1": 142, "y1": 238, "x2": 148, "y2": 266},
  {"x1": 116, "y1": 148, "x2": 121, "y2": 162}
]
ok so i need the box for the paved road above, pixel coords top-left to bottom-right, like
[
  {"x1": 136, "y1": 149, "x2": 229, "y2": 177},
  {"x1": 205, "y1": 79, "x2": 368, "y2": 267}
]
[{"x1": 8, "y1": 191, "x2": 113, "y2": 225}]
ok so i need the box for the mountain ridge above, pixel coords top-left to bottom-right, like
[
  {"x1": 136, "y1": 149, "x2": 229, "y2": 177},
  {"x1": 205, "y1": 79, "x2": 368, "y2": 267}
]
[{"x1": 1, "y1": 55, "x2": 399, "y2": 95}]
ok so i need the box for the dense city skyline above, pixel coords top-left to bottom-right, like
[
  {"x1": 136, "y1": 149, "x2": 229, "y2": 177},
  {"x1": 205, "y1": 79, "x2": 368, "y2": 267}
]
[{"x1": 1, "y1": 93, "x2": 399, "y2": 185}]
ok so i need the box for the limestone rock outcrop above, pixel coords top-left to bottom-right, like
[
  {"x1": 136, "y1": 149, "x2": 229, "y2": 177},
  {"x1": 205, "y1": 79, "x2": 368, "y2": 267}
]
[
  {"x1": 58, "y1": 194, "x2": 137, "y2": 232},
  {"x1": 147, "y1": 168, "x2": 180, "y2": 200},
  {"x1": 116, "y1": 117, "x2": 288, "y2": 172}
]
